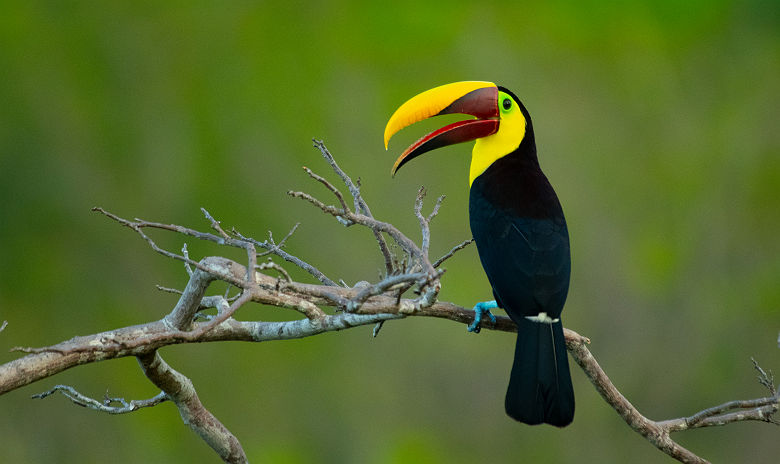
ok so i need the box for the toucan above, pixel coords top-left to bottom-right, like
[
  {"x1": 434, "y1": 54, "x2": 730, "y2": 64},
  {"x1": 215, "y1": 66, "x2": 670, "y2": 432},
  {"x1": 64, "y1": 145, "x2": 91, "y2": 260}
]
[{"x1": 384, "y1": 81, "x2": 574, "y2": 427}]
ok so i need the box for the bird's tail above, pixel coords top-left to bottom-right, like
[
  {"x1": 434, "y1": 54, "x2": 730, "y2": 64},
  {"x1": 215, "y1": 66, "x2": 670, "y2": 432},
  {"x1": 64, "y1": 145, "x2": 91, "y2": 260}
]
[{"x1": 505, "y1": 317, "x2": 574, "y2": 427}]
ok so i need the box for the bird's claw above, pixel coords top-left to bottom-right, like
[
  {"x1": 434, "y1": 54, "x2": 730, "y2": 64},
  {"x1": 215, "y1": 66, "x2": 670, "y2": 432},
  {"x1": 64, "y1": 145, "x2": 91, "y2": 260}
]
[{"x1": 468, "y1": 300, "x2": 498, "y2": 333}]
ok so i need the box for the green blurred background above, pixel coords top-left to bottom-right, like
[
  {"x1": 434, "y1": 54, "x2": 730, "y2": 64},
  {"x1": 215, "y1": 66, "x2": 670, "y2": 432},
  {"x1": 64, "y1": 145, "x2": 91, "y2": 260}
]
[{"x1": 1, "y1": 1, "x2": 778, "y2": 462}]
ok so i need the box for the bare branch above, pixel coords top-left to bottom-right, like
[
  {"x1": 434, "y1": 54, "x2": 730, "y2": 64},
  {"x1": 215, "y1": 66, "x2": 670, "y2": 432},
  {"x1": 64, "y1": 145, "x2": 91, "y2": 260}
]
[
  {"x1": 287, "y1": 190, "x2": 436, "y2": 276},
  {"x1": 652, "y1": 358, "x2": 780, "y2": 433},
  {"x1": 287, "y1": 190, "x2": 346, "y2": 220},
  {"x1": 256, "y1": 259, "x2": 292, "y2": 283},
  {"x1": 668, "y1": 396, "x2": 780, "y2": 430},
  {"x1": 92, "y1": 207, "x2": 246, "y2": 288},
  {"x1": 1, "y1": 296, "x2": 403, "y2": 395},
  {"x1": 94, "y1": 207, "x2": 233, "y2": 248},
  {"x1": 414, "y1": 187, "x2": 431, "y2": 257},
  {"x1": 566, "y1": 340, "x2": 708, "y2": 463},
  {"x1": 346, "y1": 271, "x2": 431, "y2": 312},
  {"x1": 302, "y1": 166, "x2": 350, "y2": 213},
  {"x1": 180, "y1": 291, "x2": 253, "y2": 340},
  {"x1": 33, "y1": 385, "x2": 167, "y2": 414},
  {"x1": 312, "y1": 139, "x2": 394, "y2": 274},
  {"x1": 427, "y1": 195, "x2": 445, "y2": 223},
  {"x1": 233, "y1": 225, "x2": 338, "y2": 287},
  {"x1": 200, "y1": 208, "x2": 255, "y2": 284},
  {"x1": 182, "y1": 243, "x2": 194, "y2": 276},
  {"x1": 3, "y1": 246, "x2": 774, "y2": 464},
  {"x1": 138, "y1": 351, "x2": 247, "y2": 463},
  {"x1": 412, "y1": 187, "x2": 445, "y2": 262},
  {"x1": 201, "y1": 207, "x2": 230, "y2": 240},
  {"x1": 753, "y1": 357, "x2": 776, "y2": 396},
  {"x1": 567, "y1": 342, "x2": 780, "y2": 463},
  {"x1": 157, "y1": 285, "x2": 182, "y2": 295},
  {"x1": 287, "y1": 184, "x2": 443, "y2": 309},
  {"x1": 256, "y1": 224, "x2": 298, "y2": 257},
  {"x1": 311, "y1": 140, "x2": 367, "y2": 216},
  {"x1": 97, "y1": 206, "x2": 337, "y2": 288},
  {"x1": 164, "y1": 263, "x2": 224, "y2": 330},
  {"x1": 433, "y1": 238, "x2": 474, "y2": 268},
  {"x1": 686, "y1": 404, "x2": 779, "y2": 428}
]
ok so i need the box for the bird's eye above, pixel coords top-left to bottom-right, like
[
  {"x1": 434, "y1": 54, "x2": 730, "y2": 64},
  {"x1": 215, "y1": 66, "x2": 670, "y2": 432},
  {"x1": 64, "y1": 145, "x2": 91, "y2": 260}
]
[{"x1": 502, "y1": 98, "x2": 512, "y2": 110}]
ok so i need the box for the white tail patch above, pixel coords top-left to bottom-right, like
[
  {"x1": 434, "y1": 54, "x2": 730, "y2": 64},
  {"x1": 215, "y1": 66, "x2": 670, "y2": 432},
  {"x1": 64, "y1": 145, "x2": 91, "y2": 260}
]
[{"x1": 525, "y1": 312, "x2": 559, "y2": 324}]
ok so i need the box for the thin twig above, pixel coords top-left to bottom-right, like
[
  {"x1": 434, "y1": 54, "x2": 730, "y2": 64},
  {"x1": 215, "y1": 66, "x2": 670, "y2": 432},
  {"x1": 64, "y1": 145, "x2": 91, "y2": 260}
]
[
  {"x1": 414, "y1": 187, "x2": 431, "y2": 257},
  {"x1": 33, "y1": 385, "x2": 168, "y2": 414},
  {"x1": 287, "y1": 191, "x2": 436, "y2": 276},
  {"x1": 201, "y1": 207, "x2": 230, "y2": 240},
  {"x1": 427, "y1": 195, "x2": 445, "y2": 223},
  {"x1": 432, "y1": 239, "x2": 474, "y2": 268},
  {"x1": 256, "y1": 259, "x2": 292, "y2": 283},
  {"x1": 312, "y1": 139, "x2": 394, "y2": 274},
  {"x1": 414, "y1": 187, "x2": 446, "y2": 260},
  {"x1": 312, "y1": 140, "x2": 366, "y2": 215},
  {"x1": 233, "y1": 226, "x2": 337, "y2": 287},
  {"x1": 156, "y1": 285, "x2": 183, "y2": 295},
  {"x1": 288, "y1": 186, "x2": 442, "y2": 306},
  {"x1": 753, "y1": 357, "x2": 776, "y2": 395},
  {"x1": 681, "y1": 396, "x2": 779, "y2": 428},
  {"x1": 93, "y1": 207, "x2": 246, "y2": 288},
  {"x1": 256, "y1": 224, "x2": 299, "y2": 257},
  {"x1": 302, "y1": 166, "x2": 350, "y2": 213},
  {"x1": 182, "y1": 243, "x2": 194, "y2": 276},
  {"x1": 94, "y1": 207, "x2": 235, "y2": 247}
]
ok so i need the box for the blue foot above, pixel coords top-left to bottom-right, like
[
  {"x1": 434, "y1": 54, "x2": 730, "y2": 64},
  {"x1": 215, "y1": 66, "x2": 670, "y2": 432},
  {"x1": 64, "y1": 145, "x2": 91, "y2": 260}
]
[{"x1": 468, "y1": 300, "x2": 498, "y2": 333}]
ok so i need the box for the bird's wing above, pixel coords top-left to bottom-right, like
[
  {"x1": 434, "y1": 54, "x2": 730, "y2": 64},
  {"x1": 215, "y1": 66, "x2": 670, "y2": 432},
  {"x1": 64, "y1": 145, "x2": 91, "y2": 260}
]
[{"x1": 472, "y1": 212, "x2": 570, "y2": 320}]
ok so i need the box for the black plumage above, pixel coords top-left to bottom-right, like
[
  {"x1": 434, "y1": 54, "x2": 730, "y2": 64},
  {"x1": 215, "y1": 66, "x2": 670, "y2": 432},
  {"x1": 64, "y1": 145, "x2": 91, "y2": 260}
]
[{"x1": 468, "y1": 93, "x2": 574, "y2": 426}]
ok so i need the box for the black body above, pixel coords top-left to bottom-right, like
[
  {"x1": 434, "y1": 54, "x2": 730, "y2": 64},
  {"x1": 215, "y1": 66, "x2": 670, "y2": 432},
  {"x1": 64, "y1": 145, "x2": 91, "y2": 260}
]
[{"x1": 468, "y1": 95, "x2": 574, "y2": 426}]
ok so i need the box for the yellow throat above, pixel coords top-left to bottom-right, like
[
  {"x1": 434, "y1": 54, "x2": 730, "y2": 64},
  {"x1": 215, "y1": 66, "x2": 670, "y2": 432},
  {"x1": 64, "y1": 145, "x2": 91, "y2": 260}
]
[{"x1": 468, "y1": 90, "x2": 527, "y2": 186}]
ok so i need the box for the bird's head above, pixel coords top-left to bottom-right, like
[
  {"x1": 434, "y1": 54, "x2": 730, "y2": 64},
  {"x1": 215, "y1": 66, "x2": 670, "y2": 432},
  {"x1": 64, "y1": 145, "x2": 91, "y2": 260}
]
[{"x1": 384, "y1": 81, "x2": 532, "y2": 186}]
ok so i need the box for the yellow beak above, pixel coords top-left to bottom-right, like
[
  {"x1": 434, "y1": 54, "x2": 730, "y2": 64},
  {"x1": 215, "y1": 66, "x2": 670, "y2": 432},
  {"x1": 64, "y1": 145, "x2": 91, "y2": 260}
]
[{"x1": 383, "y1": 81, "x2": 499, "y2": 175}]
